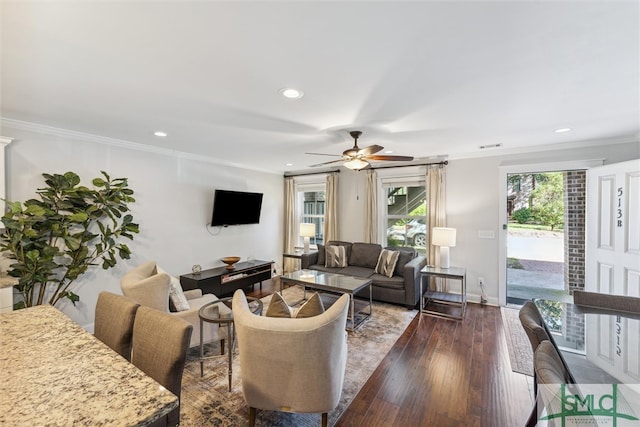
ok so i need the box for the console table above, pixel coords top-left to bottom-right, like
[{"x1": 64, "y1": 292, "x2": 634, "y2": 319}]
[{"x1": 180, "y1": 260, "x2": 272, "y2": 297}]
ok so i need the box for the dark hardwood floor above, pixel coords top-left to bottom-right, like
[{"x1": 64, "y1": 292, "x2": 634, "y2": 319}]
[{"x1": 247, "y1": 279, "x2": 534, "y2": 427}]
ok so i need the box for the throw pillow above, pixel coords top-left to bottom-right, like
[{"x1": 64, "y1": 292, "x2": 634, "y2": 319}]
[
  {"x1": 157, "y1": 266, "x2": 190, "y2": 312},
  {"x1": 294, "y1": 292, "x2": 325, "y2": 318},
  {"x1": 265, "y1": 291, "x2": 325, "y2": 318},
  {"x1": 393, "y1": 250, "x2": 415, "y2": 278},
  {"x1": 265, "y1": 291, "x2": 293, "y2": 318},
  {"x1": 325, "y1": 245, "x2": 348, "y2": 268},
  {"x1": 375, "y1": 249, "x2": 400, "y2": 278}
]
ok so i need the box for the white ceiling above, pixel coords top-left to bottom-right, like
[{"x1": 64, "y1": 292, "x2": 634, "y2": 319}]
[{"x1": 1, "y1": 1, "x2": 638, "y2": 174}]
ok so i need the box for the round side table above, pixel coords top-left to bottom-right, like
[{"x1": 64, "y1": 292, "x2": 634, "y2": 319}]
[{"x1": 198, "y1": 296, "x2": 263, "y2": 391}]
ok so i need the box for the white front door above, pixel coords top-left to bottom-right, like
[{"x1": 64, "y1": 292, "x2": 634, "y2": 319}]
[
  {"x1": 585, "y1": 159, "x2": 640, "y2": 296},
  {"x1": 585, "y1": 159, "x2": 640, "y2": 384}
]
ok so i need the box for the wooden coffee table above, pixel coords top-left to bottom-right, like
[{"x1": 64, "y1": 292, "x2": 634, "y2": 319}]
[{"x1": 280, "y1": 269, "x2": 372, "y2": 331}]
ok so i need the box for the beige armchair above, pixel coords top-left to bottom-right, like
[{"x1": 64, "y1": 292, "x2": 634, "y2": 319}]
[
  {"x1": 121, "y1": 261, "x2": 227, "y2": 349},
  {"x1": 232, "y1": 289, "x2": 349, "y2": 427}
]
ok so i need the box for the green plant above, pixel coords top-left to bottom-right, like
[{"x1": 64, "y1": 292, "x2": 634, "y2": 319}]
[
  {"x1": 531, "y1": 172, "x2": 564, "y2": 230},
  {"x1": 0, "y1": 171, "x2": 139, "y2": 308},
  {"x1": 512, "y1": 207, "x2": 532, "y2": 224},
  {"x1": 507, "y1": 257, "x2": 524, "y2": 269}
]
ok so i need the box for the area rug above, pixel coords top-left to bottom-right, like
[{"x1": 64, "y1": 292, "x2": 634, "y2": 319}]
[
  {"x1": 501, "y1": 306, "x2": 534, "y2": 376},
  {"x1": 178, "y1": 287, "x2": 417, "y2": 426}
]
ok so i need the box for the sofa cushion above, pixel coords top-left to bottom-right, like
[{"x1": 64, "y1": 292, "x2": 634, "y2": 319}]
[
  {"x1": 316, "y1": 244, "x2": 326, "y2": 266},
  {"x1": 339, "y1": 265, "x2": 375, "y2": 279},
  {"x1": 349, "y1": 243, "x2": 382, "y2": 268},
  {"x1": 386, "y1": 246, "x2": 417, "y2": 278},
  {"x1": 326, "y1": 245, "x2": 348, "y2": 268},
  {"x1": 375, "y1": 249, "x2": 400, "y2": 278},
  {"x1": 326, "y1": 241, "x2": 353, "y2": 260},
  {"x1": 370, "y1": 273, "x2": 406, "y2": 290},
  {"x1": 309, "y1": 264, "x2": 343, "y2": 274}
]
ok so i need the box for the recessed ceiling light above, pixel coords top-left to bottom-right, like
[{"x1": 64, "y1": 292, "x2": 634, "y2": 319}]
[
  {"x1": 279, "y1": 88, "x2": 304, "y2": 99},
  {"x1": 285, "y1": 163, "x2": 293, "y2": 166},
  {"x1": 385, "y1": 150, "x2": 393, "y2": 154},
  {"x1": 555, "y1": 128, "x2": 572, "y2": 133},
  {"x1": 154, "y1": 131, "x2": 167, "y2": 137}
]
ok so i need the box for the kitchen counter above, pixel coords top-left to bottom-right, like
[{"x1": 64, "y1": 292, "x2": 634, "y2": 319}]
[
  {"x1": 0, "y1": 273, "x2": 18, "y2": 289},
  {"x1": 0, "y1": 305, "x2": 178, "y2": 426}
]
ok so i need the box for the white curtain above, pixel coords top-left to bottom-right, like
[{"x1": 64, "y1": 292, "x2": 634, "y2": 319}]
[
  {"x1": 283, "y1": 177, "x2": 297, "y2": 273},
  {"x1": 324, "y1": 173, "x2": 338, "y2": 242},
  {"x1": 364, "y1": 170, "x2": 377, "y2": 243},
  {"x1": 427, "y1": 165, "x2": 447, "y2": 290}
]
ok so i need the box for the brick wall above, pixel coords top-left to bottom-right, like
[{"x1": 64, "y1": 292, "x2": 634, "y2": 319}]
[{"x1": 564, "y1": 171, "x2": 586, "y2": 293}]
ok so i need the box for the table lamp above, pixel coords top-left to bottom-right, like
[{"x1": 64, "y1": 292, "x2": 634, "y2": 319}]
[
  {"x1": 432, "y1": 227, "x2": 456, "y2": 268},
  {"x1": 300, "y1": 223, "x2": 316, "y2": 253}
]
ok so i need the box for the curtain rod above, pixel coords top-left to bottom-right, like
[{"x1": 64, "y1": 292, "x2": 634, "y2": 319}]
[{"x1": 283, "y1": 169, "x2": 341, "y2": 177}]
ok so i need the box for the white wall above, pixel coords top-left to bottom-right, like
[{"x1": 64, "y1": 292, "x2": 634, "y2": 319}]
[
  {"x1": 3, "y1": 121, "x2": 638, "y2": 326},
  {"x1": 337, "y1": 140, "x2": 640, "y2": 305},
  {"x1": 2, "y1": 124, "x2": 284, "y2": 328}
]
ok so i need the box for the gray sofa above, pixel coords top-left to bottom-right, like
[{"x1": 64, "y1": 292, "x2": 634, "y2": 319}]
[{"x1": 300, "y1": 241, "x2": 427, "y2": 308}]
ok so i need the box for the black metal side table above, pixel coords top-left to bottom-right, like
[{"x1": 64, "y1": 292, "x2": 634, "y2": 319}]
[{"x1": 198, "y1": 296, "x2": 263, "y2": 391}]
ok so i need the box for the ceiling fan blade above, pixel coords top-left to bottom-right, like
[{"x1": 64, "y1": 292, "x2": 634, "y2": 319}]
[
  {"x1": 309, "y1": 159, "x2": 346, "y2": 167},
  {"x1": 305, "y1": 152, "x2": 342, "y2": 157},
  {"x1": 357, "y1": 144, "x2": 384, "y2": 156},
  {"x1": 365, "y1": 155, "x2": 414, "y2": 161}
]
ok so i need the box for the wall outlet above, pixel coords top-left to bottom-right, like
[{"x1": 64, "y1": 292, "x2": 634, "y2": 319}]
[{"x1": 478, "y1": 277, "x2": 485, "y2": 286}]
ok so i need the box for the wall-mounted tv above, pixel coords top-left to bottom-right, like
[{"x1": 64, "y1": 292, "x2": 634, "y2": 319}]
[{"x1": 210, "y1": 189, "x2": 263, "y2": 226}]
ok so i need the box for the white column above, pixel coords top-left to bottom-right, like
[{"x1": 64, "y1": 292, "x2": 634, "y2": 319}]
[{"x1": 0, "y1": 137, "x2": 14, "y2": 312}]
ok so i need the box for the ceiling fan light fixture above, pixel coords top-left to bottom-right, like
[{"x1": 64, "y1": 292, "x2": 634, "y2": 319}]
[{"x1": 344, "y1": 158, "x2": 369, "y2": 170}]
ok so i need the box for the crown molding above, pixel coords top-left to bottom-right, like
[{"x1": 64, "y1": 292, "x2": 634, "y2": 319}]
[{"x1": 0, "y1": 118, "x2": 281, "y2": 175}]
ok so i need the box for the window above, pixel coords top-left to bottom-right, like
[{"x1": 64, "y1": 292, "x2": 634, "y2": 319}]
[
  {"x1": 295, "y1": 178, "x2": 326, "y2": 248},
  {"x1": 385, "y1": 185, "x2": 427, "y2": 253},
  {"x1": 378, "y1": 170, "x2": 427, "y2": 254}
]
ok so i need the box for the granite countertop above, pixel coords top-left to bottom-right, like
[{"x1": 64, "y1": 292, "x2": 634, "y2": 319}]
[
  {"x1": 0, "y1": 305, "x2": 178, "y2": 426},
  {"x1": 0, "y1": 274, "x2": 18, "y2": 289}
]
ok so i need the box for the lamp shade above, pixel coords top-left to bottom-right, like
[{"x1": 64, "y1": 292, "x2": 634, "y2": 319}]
[
  {"x1": 432, "y1": 227, "x2": 456, "y2": 247},
  {"x1": 300, "y1": 223, "x2": 316, "y2": 237}
]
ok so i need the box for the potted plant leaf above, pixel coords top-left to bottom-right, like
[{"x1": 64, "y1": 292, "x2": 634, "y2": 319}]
[{"x1": 0, "y1": 171, "x2": 139, "y2": 308}]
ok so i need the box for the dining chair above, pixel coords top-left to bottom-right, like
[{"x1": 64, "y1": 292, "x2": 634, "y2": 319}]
[
  {"x1": 519, "y1": 300, "x2": 556, "y2": 427},
  {"x1": 94, "y1": 291, "x2": 140, "y2": 361},
  {"x1": 529, "y1": 340, "x2": 582, "y2": 426},
  {"x1": 132, "y1": 306, "x2": 193, "y2": 427},
  {"x1": 573, "y1": 290, "x2": 640, "y2": 314},
  {"x1": 518, "y1": 301, "x2": 551, "y2": 353}
]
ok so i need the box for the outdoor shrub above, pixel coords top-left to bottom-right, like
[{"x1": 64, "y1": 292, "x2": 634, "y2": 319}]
[{"x1": 512, "y1": 208, "x2": 532, "y2": 224}]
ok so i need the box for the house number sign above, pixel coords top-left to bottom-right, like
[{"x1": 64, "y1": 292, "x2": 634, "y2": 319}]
[{"x1": 617, "y1": 186, "x2": 623, "y2": 228}]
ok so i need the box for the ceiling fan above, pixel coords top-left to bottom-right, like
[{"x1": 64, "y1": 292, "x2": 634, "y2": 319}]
[{"x1": 306, "y1": 130, "x2": 414, "y2": 170}]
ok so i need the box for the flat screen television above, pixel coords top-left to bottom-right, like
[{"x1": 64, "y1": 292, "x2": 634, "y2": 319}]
[{"x1": 210, "y1": 189, "x2": 263, "y2": 226}]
